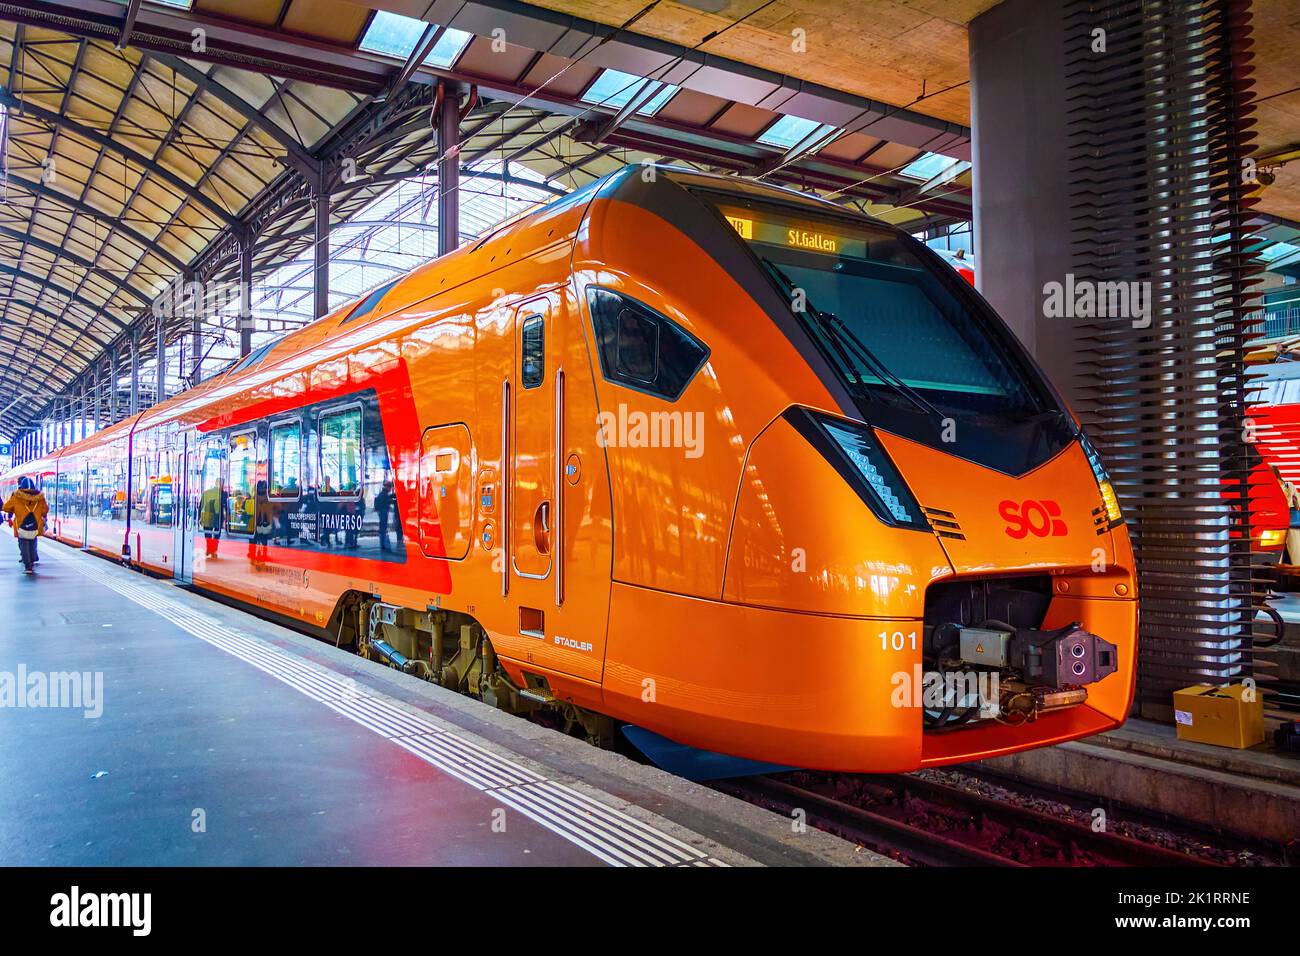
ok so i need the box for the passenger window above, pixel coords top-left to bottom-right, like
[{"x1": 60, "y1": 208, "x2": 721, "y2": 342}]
[
  {"x1": 586, "y1": 288, "x2": 710, "y2": 402},
  {"x1": 269, "y1": 421, "x2": 302, "y2": 499},
  {"x1": 226, "y1": 432, "x2": 257, "y2": 535},
  {"x1": 131, "y1": 456, "x2": 148, "y2": 523},
  {"x1": 198, "y1": 442, "x2": 226, "y2": 535},
  {"x1": 319, "y1": 408, "x2": 362, "y2": 498},
  {"x1": 521, "y1": 314, "x2": 545, "y2": 388}
]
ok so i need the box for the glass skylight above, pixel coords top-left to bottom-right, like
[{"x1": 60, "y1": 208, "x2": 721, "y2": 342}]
[
  {"x1": 1259, "y1": 240, "x2": 1300, "y2": 264},
  {"x1": 757, "y1": 115, "x2": 834, "y2": 150},
  {"x1": 580, "y1": 69, "x2": 677, "y2": 115},
  {"x1": 900, "y1": 151, "x2": 970, "y2": 182},
  {"x1": 359, "y1": 11, "x2": 473, "y2": 68},
  {"x1": 426, "y1": 28, "x2": 473, "y2": 68},
  {"x1": 194, "y1": 160, "x2": 564, "y2": 377}
]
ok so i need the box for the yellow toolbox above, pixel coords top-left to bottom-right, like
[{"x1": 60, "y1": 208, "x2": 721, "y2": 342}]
[{"x1": 1172, "y1": 683, "x2": 1265, "y2": 749}]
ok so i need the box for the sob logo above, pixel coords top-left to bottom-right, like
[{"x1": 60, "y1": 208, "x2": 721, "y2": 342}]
[{"x1": 999, "y1": 499, "x2": 1068, "y2": 538}]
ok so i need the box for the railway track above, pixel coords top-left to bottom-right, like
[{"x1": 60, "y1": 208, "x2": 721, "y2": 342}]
[{"x1": 718, "y1": 772, "x2": 1225, "y2": 867}]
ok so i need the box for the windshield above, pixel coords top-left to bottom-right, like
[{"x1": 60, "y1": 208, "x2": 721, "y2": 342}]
[{"x1": 702, "y1": 193, "x2": 1075, "y2": 474}]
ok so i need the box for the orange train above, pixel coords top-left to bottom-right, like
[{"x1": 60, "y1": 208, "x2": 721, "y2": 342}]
[{"x1": 2, "y1": 166, "x2": 1136, "y2": 772}]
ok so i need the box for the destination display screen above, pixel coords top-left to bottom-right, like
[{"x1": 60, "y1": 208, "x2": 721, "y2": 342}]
[{"x1": 717, "y1": 204, "x2": 874, "y2": 260}]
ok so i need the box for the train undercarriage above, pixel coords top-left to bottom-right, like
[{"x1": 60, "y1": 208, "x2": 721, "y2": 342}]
[{"x1": 336, "y1": 594, "x2": 616, "y2": 748}]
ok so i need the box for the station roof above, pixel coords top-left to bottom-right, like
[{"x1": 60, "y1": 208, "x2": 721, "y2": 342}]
[
  {"x1": 0, "y1": 0, "x2": 983, "y2": 438},
  {"x1": 2, "y1": 0, "x2": 1294, "y2": 441}
]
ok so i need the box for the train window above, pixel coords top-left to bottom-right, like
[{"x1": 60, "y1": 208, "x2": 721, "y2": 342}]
[
  {"x1": 521, "y1": 314, "x2": 545, "y2": 388},
  {"x1": 198, "y1": 442, "x2": 226, "y2": 537},
  {"x1": 229, "y1": 336, "x2": 283, "y2": 375},
  {"x1": 586, "y1": 287, "x2": 710, "y2": 402},
  {"x1": 269, "y1": 421, "x2": 302, "y2": 499},
  {"x1": 319, "y1": 407, "x2": 362, "y2": 498},
  {"x1": 341, "y1": 279, "x2": 400, "y2": 326},
  {"x1": 226, "y1": 431, "x2": 257, "y2": 535},
  {"x1": 131, "y1": 456, "x2": 148, "y2": 524},
  {"x1": 615, "y1": 308, "x2": 658, "y2": 382}
]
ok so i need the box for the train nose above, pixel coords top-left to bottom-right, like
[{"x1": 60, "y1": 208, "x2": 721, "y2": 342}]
[{"x1": 873, "y1": 430, "x2": 1125, "y2": 578}]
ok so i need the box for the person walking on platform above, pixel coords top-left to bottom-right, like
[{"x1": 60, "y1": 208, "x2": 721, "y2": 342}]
[{"x1": 3, "y1": 477, "x2": 49, "y2": 574}]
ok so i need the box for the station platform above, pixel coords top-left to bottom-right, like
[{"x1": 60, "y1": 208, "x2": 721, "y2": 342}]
[
  {"x1": 979, "y1": 717, "x2": 1300, "y2": 846},
  {"x1": 0, "y1": 540, "x2": 887, "y2": 867}
]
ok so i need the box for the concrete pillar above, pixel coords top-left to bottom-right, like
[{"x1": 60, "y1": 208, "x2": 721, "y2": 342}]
[
  {"x1": 970, "y1": 0, "x2": 1264, "y2": 717},
  {"x1": 969, "y1": 0, "x2": 1071, "y2": 389},
  {"x1": 437, "y1": 79, "x2": 462, "y2": 257}
]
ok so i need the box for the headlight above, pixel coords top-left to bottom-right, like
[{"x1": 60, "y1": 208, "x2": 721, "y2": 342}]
[
  {"x1": 784, "y1": 408, "x2": 928, "y2": 530},
  {"x1": 1080, "y1": 433, "x2": 1124, "y2": 526},
  {"x1": 1260, "y1": 528, "x2": 1286, "y2": 549}
]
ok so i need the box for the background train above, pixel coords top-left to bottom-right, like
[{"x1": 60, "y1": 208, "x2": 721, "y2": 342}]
[{"x1": 2, "y1": 166, "x2": 1137, "y2": 773}]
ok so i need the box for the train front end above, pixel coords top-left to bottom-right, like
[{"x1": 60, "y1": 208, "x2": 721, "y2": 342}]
[{"x1": 579, "y1": 168, "x2": 1137, "y2": 772}]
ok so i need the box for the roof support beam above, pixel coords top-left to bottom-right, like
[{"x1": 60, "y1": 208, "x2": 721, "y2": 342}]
[
  {"x1": 154, "y1": 54, "x2": 316, "y2": 173},
  {"x1": 383, "y1": 24, "x2": 446, "y2": 100},
  {"x1": 116, "y1": 0, "x2": 141, "y2": 49},
  {"x1": 1, "y1": 174, "x2": 187, "y2": 272},
  {"x1": 0, "y1": 224, "x2": 152, "y2": 306},
  {"x1": 0, "y1": 91, "x2": 237, "y2": 227}
]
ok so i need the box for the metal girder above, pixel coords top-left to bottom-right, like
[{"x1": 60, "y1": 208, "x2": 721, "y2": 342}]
[
  {"x1": 0, "y1": 174, "x2": 187, "y2": 272},
  {"x1": 116, "y1": 0, "x2": 140, "y2": 49},
  {"x1": 0, "y1": 224, "x2": 152, "y2": 306},
  {"x1": 155, "y1": 53, "x2": 315, "y2": 173},
  {"x1": 0, "y1": 90, "x2": 237, "y2": 227},
  {"x1": 0, "y1": 266, "x2": 124, "y2": 348},
  {"x1": 0, "y1": 293, "x2": 112, "y2": 354},
  {"x1": 1, "y1": 0, "x2": 393, "y2": 93},
  {"x1": 571, "y1": 80, "x2": 667, "y2": 145},
  {"x1": 384, "y1": 24, "x2": 446, "y2": 99}
]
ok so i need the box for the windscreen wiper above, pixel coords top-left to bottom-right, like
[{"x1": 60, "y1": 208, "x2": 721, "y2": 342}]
[{"x1": 762, "y1": 259, "x2": 944, "y2": 422}]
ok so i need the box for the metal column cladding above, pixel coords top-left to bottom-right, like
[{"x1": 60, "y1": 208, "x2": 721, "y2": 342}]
[
  {"x1": 437, "y1": 79, "x2": 462, "y2": 258},
  {"x1": 1064, "y1": 0, "x2": 1270, "y2": 715}
]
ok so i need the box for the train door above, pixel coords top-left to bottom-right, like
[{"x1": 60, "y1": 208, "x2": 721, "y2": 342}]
[
  {"x1": 510, "y1": 297, "x2": 554, "y2": 620},
  {"x1": 503, "y1": 290, "x2": 610, "y2": 686},
  {"x1": 172, "y1": 433, "x2": 192, "y2": 583}
]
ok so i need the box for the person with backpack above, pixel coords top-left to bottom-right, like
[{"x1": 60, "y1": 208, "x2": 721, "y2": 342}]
[{"x1": 3, "y1": 477, "x2": 49, "y2": 574}]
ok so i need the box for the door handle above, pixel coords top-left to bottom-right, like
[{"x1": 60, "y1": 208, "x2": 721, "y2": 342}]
[{"x1": 534, "y1": 500, "x2": 551, "y2": 554}]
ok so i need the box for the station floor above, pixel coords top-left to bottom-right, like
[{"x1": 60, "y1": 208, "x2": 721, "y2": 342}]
[{"x1": 0, "y1": 539, "x2": 881, "y2": 867}]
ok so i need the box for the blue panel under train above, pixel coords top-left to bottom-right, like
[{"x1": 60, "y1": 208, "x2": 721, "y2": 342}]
[{"x1": 621, "y1": 725, "x2": 796, "y2": 781}]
